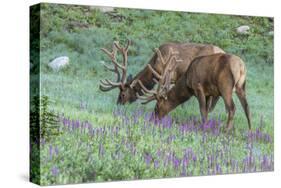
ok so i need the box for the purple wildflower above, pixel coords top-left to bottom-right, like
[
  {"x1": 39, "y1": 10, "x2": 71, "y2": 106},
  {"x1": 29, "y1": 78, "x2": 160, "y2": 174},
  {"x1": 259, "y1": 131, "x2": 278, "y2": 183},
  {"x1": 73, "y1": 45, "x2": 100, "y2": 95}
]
[
  {"x1": 144, "y1": 153, "x2": 152, "y2": 166},
  {"x1": 180, "y1": 166, "x2": 187, "y2": 176},
  {"x1": 154, "y1": 160, "x2": 160, "y2": 169},
  {"x1": 192, "y1": 154, "x2": 197, "y2": 162},
  {"x1": 157, "y1": 149, "x2": 162, "y2": 157},
  {"x1": 54, "y1": 146, "x2": 59, "y2": 156},
  {"x1": 98, "y1": 143, "x2": 105, "y2": 157},
  {"x1": 173, "y1": 157, "x2": 181, "y2": 169},
  {"x1": 51, "y1": 166, "x2": 59, "y2": 176},
  {"x1": 216, "y1": 164, "x2": 222, "y2": 174},
  {"x1": 49, "y1": 145, "x2": 53, "y2": 160}
]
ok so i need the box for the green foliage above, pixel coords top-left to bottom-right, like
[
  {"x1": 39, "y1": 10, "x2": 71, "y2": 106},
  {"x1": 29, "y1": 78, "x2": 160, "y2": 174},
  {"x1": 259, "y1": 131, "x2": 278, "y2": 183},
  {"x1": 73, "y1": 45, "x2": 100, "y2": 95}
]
[
  {"x1": 30, "y1": 141, "x2": 40, "y2": 184},
  {"x1": 39, "y1": 4, "x2": 273, "y2": 79}
]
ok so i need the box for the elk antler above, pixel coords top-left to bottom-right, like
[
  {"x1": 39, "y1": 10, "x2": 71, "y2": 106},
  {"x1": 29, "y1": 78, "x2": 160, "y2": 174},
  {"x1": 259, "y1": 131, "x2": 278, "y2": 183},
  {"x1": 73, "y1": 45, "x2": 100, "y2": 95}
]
[
  {"x1": 99, "y1": 40, "x2": 131, "y2": 92},
  {"x1": 137, "y1": 48, "x2": 182, "y2": 104}
]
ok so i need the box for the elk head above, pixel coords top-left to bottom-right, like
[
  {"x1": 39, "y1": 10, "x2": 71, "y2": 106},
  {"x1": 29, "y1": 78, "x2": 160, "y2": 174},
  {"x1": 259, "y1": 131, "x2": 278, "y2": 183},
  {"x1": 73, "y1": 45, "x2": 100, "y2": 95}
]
[
  {"x1": 99, "y1": 40, "x2": 136, "y2": 104},
  {"x1": 137, "y1": 48, "x2": 182, "y2": 119}
]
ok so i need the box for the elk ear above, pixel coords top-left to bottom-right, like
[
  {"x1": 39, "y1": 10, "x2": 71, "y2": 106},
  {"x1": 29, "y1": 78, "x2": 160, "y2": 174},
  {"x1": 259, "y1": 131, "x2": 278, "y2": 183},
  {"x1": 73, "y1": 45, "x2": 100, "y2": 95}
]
[{"x1": 127, "y1": 74, "x2": 133, "y2": 82}]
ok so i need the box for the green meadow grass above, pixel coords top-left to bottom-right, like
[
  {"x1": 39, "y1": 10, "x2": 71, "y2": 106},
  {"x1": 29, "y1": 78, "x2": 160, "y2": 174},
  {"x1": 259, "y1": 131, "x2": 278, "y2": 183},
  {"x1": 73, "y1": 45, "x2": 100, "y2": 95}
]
[{"x1": 32, "y1": 4, "x2": 273, "y2": 185}]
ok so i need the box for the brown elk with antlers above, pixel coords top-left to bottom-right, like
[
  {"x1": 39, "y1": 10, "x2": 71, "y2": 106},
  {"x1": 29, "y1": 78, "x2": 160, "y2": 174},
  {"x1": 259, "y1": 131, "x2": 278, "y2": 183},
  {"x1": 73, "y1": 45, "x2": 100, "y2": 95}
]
[
  {"x1": 99, "y1": 40, "x2": 224, "y2": 106},
  {"x1": 138, "y1": 52, "x2": 251, "y2": 132}
]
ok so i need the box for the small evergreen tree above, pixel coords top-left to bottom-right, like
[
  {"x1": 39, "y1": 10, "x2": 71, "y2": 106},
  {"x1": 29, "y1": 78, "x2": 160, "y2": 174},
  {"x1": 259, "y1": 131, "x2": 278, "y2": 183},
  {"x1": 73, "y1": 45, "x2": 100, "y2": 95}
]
[
  {"x1": 40, "y1": 96, "x2": 59, "y2": 140},
  {"x1": 30, "y1": 95, "x2": 59, "y2": 143},
  {"x1": 30, "y1": 95, "x2": 40, "y2": 144}
]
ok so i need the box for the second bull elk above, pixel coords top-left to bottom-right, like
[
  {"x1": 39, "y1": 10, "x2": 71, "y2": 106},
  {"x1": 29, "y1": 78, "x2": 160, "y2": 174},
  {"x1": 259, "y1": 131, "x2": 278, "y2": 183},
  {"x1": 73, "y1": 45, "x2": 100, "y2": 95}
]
[
  {"x1": 99, "y1": 40, "x2": 224, "y2": 105},
  {"x1": 138, "y1": 53, "x2": 251, "y2": 132}
]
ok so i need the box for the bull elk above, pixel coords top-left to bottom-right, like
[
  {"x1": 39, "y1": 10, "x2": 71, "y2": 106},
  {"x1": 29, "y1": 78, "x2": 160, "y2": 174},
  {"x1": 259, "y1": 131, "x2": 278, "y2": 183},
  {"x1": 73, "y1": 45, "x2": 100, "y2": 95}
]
[
  {"x1": 99, "y1": 40, "x2": 224, "y2": 106},
  {"x1": 138, "y1": 53, "x2": 251, "y2": 132}
]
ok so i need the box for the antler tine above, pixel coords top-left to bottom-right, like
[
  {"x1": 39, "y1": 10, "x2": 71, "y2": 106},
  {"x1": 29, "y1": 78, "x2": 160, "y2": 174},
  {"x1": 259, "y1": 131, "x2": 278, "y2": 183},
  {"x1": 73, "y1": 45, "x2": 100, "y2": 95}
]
[
  {"x1": 165, "y1": 58, "x2": 178, "y2": 89},
  {"x1": 99, "y1": 60, "x2": 116, "y2": 72},
  {"x1": 101, "y1": 79, "x2": 122, "y2": 87},
  {"x1": 113, "y1": 41, "x2": 122, "y2": 51},
  {"x1": 135, "y1": 79, "x2": 158, "y2": 103},
  {"x1": 160, "y1": 65, "x2": 175, "y2": 94},
  {"x1": 137, "y1": 80, "x2": 157, "y2": 95},
  {"x1": 156, "y1": 48, "x2": 181, "y2": 98},
  {"x1": 99, "y1": 85, "x2": 116, "y2": 92},
  {"x1": 152, "y1": 47, "x2": 180, "y2": 85},
  {"x1": 125, "y1": 40, "x2": 131, "y2": 52},
  {"x1": 100, "y1": 47, "x2": 113, "y2": 57},
  {"x1": 100, "y1": 48, "x2": 125, "y2": 70},
  {"x1": 113, "y1": 40, "x2": 131, "y2": 51},
  {"x1": 168, "y1": 57, "x2": 179, "y2": 72},
  {"x1": 136, "y1": 92, "x2": 156, "y2": 104},
  {"x1": 162, "y1": 56, "x2": 176, "y2": 77},
  {"x1": 113, "y1": 40, "x2": 131, "y2": 85},
  {"x1": 147, "y1": 64, "x2": 162, "y2": 80},
  {"x1": 155, "y1": 48, "x2": 166, "y2": 66},
  {"x1": 165, "y1": 50, "x2": 180, "y2": 68},
  {"x1": 99, "y1": 81, "x2": 119, "y2": 92},
  {"x1": 152, "y1": 78, "x2": 159, "y2": 84},
  {"x1": 137, "y1": 48, "x2": 180, "y2": 103},
  {"x1": 120, "y1": 48, "x2": 128, "y2": 85},
  {"x1": 129, "y1": 80, "x2": 137, "y2": 89},
  {"x1": 99, "y1": 42, "x2": 127, "y2": 92}
]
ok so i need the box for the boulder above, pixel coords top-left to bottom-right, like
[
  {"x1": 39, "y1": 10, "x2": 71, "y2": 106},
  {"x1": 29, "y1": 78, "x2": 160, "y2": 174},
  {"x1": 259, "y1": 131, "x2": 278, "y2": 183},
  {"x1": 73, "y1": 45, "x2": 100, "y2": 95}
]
[
  {"x1": 90, "y1": 6, "x2": 114, "y2": 13},
  {"x1": 48, "y1": 56, "x2": 69, "y2": 71},
  {"x1": 268, "y1": 31, "x2": 274, "y2": 36},
  {"x1": 236, "y1": 25, "x2": 250, "y2": 34}
]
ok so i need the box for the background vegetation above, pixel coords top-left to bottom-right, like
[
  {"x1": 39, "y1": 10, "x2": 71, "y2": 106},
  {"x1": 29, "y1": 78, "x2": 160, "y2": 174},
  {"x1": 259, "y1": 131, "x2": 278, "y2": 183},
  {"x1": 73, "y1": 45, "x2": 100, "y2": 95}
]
[{"x1": 31, "y1": 3, "x2": 274, "y2": 185}]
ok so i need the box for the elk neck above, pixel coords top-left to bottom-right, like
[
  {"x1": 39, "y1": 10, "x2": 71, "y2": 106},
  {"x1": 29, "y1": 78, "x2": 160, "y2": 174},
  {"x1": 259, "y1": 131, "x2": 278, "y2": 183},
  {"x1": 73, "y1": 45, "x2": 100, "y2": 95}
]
[{"x1": 165, "y1": 75, "x2": 193, "y2": 111}]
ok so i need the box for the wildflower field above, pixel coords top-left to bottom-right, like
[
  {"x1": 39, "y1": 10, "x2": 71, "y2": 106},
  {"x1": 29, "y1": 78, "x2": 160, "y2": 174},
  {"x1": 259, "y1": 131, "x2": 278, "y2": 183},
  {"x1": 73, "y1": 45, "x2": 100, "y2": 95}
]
[{"x1": 30, "y1": 4, "x2": 274, "y2": 185}]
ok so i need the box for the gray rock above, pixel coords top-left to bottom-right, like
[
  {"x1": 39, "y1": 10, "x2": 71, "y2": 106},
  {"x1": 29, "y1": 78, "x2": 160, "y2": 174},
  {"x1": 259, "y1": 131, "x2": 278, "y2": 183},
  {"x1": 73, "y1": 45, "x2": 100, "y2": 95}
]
[
  {"x1": 48, "y1": 56, "x2": 69, "y2": 71},
  {"x1": 90, "y1": 6, "x2": 114, "y2": 13},
  {"x1": 236, "y1": 25, "x2": 250, "y2": 34},
  {"x1": 268, "y1": 31, "x2": 274, "y2": 36}
]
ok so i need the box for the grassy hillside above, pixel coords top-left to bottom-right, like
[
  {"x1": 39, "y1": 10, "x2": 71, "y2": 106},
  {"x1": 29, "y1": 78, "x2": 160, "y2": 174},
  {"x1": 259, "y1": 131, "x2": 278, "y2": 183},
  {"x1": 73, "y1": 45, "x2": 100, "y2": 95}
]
[{"x1": 31, "y1": 3, "x2": 273, "y2": 185}]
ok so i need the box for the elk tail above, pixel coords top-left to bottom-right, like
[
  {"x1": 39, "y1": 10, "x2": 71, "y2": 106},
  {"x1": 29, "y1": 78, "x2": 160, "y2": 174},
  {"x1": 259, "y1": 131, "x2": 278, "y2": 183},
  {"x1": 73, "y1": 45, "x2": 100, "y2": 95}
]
[{"x1": 230, "y1": 56, "x2": 246, "y2": 90}]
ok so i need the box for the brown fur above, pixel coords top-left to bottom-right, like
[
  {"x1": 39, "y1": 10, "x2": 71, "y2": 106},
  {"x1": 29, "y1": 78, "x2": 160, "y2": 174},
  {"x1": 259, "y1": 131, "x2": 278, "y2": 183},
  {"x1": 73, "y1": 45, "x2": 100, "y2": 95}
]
[
  {"x1": 118, "y1": 42, "x2": 225, "y2": 104},
  {"x1": 155, "y1": 53, "x2": 251, "y2": 132}
]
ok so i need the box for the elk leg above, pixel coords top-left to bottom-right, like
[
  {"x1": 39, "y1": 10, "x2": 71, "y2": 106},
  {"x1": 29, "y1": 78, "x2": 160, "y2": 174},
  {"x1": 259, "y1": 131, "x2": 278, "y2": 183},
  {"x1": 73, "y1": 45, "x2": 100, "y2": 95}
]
[
  {"x1": 235, "y1": 85, "x2": 252, "y2": 130},
  {"x1": 206, "y1": 96, "x2": 213, "y2": 114},
  {"x1": 196, "y1": 84, "x2": 208, "y2": 123},
  {"x1": 222, "y1": 95, "x2": 236, "y2": 133},
  {"x1": 208, "y1": 96, "x2": 219, "y2": 113}
]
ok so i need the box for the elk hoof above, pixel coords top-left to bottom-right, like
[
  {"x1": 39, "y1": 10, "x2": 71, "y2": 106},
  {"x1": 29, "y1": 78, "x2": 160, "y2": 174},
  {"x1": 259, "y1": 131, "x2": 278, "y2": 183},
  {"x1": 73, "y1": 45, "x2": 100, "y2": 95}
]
[{"x1": 224, "y1": 125, "x2": 234, "y2": 134}]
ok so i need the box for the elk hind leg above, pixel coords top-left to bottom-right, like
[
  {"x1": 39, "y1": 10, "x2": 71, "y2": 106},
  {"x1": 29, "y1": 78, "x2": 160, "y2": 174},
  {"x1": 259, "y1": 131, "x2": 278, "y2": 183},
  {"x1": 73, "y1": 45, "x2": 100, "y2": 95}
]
[
  {"x1": 208, "y1": 96, "x2": 220, "y2": 113},
  {"x1": 235, "y1": 84, "x2": 252, "y2": 130},
  {"x1": 196, "y1": 84, "x2": 208, "y2": 123},
  {"x1": 221, "y1": 91, "x2": 236, "y2": 132},
  {"x1": 206, "y1": 96, "x2": 212, "y2": 114}
]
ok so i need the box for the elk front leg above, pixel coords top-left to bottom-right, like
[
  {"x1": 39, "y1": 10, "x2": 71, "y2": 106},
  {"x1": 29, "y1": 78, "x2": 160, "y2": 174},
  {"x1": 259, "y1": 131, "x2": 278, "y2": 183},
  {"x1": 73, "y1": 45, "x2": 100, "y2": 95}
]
[{"x1": 196, "y1": 84, "x2": 208, "y2": 123}]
